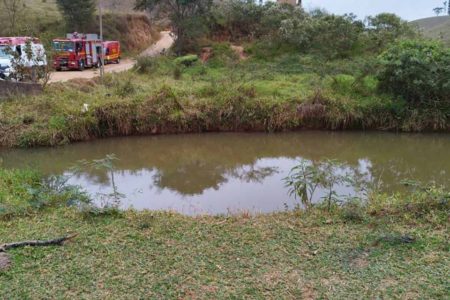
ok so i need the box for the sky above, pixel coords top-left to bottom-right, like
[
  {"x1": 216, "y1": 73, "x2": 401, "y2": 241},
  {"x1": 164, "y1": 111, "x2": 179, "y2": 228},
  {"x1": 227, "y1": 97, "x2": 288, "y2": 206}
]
[{"x1": 302, "y1": 0, "x2": 446, "y2": 21}]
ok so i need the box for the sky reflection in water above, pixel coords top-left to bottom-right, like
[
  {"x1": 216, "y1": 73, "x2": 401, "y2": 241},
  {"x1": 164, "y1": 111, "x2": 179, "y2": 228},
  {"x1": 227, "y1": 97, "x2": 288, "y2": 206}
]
[{"x1": 1, "y1": 132, "x2": 449, "y2": 215}]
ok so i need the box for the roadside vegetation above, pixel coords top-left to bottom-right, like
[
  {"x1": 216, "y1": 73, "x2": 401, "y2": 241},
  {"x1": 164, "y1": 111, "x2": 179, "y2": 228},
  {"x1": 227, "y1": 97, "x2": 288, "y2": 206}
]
[{"x1": 0, "y1": 168, "x2": 448, "y2": 298}]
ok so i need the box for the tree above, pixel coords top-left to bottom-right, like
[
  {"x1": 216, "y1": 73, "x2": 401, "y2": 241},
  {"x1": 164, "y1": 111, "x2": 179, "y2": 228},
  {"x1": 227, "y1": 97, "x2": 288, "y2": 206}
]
[
  {"x1": 378, "y1": 40, "x2": 450, "y2": 108},
  {"x1": 433, "y1": 1, "x2": 450, "y2": 16},
  {"x1": 56, "y1": 0, "x2": 96, "y2": 32},
  {"x1": 433, "y1": 7, "x2": 444, "y2": 16},
  {"x1": 1, "y1": 0, "x2": 24, "y2": 35},
  {"x1": 366, "y1": 13, "x2": 415, "y2": 50},
  {"x1": 135, "y1": 0, "x2": 213, "y2": 54}
]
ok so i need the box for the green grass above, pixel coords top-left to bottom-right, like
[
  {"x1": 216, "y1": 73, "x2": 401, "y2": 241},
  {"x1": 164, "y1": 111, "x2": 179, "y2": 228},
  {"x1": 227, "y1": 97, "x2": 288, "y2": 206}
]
[{"x1": 0, "y1": 202, "x2": 448, "y2": 298}]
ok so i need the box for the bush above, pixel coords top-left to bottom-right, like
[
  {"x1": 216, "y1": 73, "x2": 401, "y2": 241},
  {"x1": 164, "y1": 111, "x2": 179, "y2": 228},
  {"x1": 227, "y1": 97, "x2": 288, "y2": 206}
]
[
  {"x1": 309, "y1": 14, "x2": 365, "y2": 58},
  {"x1": 206, "y1": 43, "x2": 239, "y2": 68},
  {"x1": 135, "y1": 56, "x2": 159, "y2": 74},
  {"x1": 377, "y1": 40, "x2": 450, "y2": 108},
  {"x1": 174, "y1": 55, "x2": 199, "y2": 66}
]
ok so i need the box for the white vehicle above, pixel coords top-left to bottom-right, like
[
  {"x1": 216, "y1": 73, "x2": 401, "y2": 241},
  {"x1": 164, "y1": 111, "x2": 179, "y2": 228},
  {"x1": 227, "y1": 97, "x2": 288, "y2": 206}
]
[
  {"x1": 0, "y1": 45, "x2": 11, "y2": 79},
  {"x1": 0, "y1": 37, "x2": 47, "y2": 80}
]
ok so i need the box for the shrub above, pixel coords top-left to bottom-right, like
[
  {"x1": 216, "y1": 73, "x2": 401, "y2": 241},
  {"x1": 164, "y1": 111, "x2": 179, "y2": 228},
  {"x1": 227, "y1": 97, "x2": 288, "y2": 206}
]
[
  {"x1": 135, "y1": 56, "x2": 159, "y2": 74},
  {"x1": 206, "y1": 43, "x2": 239, "y2": 68},
  {"x1": 377, "y1": 40, "x2": 450, "y2": 108},
  {"x1": 174, "y1": 55, "x2": 199, "y2": 66},
  {"x1": 309, "y1": 14, "x2": 365, "y2": 58}
]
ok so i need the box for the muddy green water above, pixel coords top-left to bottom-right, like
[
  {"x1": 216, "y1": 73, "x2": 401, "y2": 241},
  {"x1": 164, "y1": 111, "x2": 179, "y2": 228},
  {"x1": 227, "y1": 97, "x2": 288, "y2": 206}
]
[{"x1": 1, "y1": 132, "x2": 449, "y2": 215}]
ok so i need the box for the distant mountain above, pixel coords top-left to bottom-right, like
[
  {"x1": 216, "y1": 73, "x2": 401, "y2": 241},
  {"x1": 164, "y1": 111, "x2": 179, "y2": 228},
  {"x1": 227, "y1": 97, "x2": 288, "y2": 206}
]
[{"x1": 411, "y1": 16, "x2": 450, "y2": 46}]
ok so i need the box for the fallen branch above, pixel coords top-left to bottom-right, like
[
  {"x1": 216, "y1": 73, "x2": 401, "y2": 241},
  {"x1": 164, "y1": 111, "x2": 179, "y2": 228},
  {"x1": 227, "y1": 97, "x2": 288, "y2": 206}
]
[{"x1": 0, "y1": 233, "x2": 78, "y2": 253}]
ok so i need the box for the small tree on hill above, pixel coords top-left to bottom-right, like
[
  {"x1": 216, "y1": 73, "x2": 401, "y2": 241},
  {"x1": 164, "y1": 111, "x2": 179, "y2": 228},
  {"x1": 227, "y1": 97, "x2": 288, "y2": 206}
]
[
  {"x1": 56, "y1": 0, "x2": 96, "y2": 32},
  {"x1": 433, "y1": 1, "x2": 450, "y2": 16},
  {"x1": 135, "y1": 0, "x2": 213, "y2": 55},
  {"x1": 433, "y1": 7, "x2": 444, "y2": 16}
]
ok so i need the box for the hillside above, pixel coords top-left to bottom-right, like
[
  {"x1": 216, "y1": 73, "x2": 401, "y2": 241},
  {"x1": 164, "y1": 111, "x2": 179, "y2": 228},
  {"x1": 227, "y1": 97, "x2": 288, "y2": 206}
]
[
  {"x1": 411, "y1": 15, "x2": 450, "y2": 46},
  {"x1": 26, "y1": 0, "x2": 136, "y2": 14}
]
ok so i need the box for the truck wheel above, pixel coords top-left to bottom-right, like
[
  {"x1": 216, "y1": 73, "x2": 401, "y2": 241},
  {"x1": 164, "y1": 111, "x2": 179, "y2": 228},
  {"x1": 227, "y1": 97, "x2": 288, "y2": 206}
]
[
  {"x1": 79, "y1": 60, "x2": 85, "y2": 71},
  {"x1": 116, "y1": 58, "x2": 120, "y2": 64}
]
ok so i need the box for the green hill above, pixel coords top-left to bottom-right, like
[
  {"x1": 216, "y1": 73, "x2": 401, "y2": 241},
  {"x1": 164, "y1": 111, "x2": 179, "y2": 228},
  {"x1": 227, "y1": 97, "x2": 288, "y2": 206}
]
[{"x1": 411, "y1": 16, "x2": 450, "y2": 46}]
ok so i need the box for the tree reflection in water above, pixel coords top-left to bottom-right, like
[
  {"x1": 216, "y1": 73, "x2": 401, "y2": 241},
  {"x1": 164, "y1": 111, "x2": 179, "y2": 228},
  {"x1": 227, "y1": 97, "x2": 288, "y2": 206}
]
[{"x1": 1, "y1": 132, "x2": 449, "y2": 214}]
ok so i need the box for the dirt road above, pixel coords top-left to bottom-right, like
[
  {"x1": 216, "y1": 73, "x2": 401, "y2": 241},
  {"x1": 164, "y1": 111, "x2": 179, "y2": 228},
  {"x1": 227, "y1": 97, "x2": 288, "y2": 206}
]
[
  {"x1": 140, "y1": 31, "x2": 174, "y2": 57},
  {"x1": 49, "y1": 31, "x2": 174, "y2": 83}
]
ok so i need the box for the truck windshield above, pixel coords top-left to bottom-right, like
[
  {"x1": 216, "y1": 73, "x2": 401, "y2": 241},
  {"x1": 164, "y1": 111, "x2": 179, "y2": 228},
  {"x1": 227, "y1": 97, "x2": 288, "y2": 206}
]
[
  {"x1": 52, "y1": 41, "x2": 74, "y2": 52},
  {"x1": 0, "y1": 46, "x2": 10, "y2": 58}
]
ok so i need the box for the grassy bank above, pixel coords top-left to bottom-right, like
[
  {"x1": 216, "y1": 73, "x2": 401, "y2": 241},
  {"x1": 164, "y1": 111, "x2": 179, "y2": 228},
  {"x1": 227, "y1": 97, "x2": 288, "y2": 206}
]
[
  {"x1": 1, "y1": 208, "x2": 448, "y2": 299},
  {"x1": 1, "y1": 53, "x2": 448, "y2": 148},
  {"x1": 0, "y1": 169, "x2": 449, "y2": 298}
]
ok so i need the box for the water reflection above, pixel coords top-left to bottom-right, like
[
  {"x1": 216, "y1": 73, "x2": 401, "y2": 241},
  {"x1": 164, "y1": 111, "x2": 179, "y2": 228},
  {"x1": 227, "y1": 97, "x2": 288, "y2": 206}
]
[{"x1": 1, "y1": 132, "x2": 449, "y2": 215}]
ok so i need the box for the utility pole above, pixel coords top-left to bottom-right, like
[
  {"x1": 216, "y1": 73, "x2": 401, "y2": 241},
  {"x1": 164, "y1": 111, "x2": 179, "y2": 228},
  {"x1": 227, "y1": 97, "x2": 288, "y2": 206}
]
[{"x1": 99, "y1": 0, "x2": 104, "y2": 80}]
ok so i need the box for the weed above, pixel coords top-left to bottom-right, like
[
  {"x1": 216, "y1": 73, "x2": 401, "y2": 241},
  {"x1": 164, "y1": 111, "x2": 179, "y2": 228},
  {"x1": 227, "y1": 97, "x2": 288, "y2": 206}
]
[
  {"x1": 340, "y1": 198, "x2": 366, "y2": 223},
  {"x1": 74, "y1": 154, "x2": 124, "y2": 211},
  {"x1": 0, "y1": 169, "x2": 89, "y2": 219},
  {"x1": 284, "y1": 159, "x2": 354, "y2": 210},
  {"x1": 115, "y1": 77, "x2": 137, "y2": 98}
]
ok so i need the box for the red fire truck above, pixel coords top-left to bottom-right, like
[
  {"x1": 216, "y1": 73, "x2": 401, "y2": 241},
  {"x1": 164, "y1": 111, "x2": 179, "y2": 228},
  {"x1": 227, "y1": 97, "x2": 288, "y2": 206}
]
[
  {"x1": 52, "y1": 33, "x2": 102, "y2": 71},
  {"x1": 103, "y1": 41, "x2": 121, "y2": 64}
]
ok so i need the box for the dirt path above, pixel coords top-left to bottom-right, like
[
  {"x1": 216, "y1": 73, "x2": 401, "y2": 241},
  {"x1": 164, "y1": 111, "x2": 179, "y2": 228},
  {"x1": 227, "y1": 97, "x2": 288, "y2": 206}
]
[
  {"x1": 49, "y1": 31, "x2": 174, "y2": 83},
  {"x1": 140, "y1": 31, "x2": 174, "y2": 57}
]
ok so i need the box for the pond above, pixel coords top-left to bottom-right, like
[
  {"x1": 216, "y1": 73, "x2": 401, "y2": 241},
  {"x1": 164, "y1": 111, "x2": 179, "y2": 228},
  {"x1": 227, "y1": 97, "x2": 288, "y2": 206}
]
[{"x1": 1, "y1": 132, "x2": 449, "y2": 215}]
